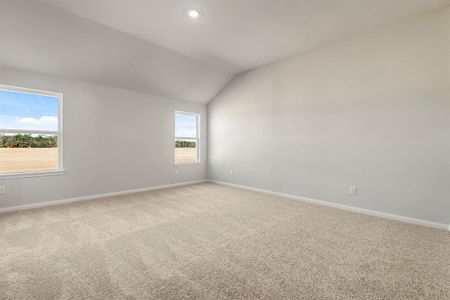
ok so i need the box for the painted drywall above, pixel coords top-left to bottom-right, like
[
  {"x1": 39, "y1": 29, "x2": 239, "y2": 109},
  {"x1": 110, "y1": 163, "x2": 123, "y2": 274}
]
[
  {"x1": 0, "y1": 66, "x2": 207, "y2": 209},
  {"x1": 208, "y1": 7, "x2": 450, "y2": 224},
  {"x1": 0, "y1": 0, "x2": 233, "y2": 104}
]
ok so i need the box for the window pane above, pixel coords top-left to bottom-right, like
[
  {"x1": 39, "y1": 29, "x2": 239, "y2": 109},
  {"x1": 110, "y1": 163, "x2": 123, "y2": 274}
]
[
  {"x1": 0, "y1": 88, "x2": 59, "y2": 131},
  {"x1": 175, "y1": 139, "x2": 198, "y2": 163},
  {"x1": 175, "y1": 112, "x2": 197, "y2": 138},
  {"x1": 0, "y1": 134, "x2": 59, "y2": 173}
]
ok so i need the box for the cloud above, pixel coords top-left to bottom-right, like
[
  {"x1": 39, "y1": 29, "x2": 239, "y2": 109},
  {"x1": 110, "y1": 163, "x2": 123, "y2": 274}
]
[
  {"x1": 41, "y1": 116, "x2": 58, "y2": 123},
  {"x1": 17, "y1": 116, "x2": 58, "y2": 126},
  {"x1": 0, "y1": 115, "x2": 59, "y2": 131},
  {"x1": 17, "y1": 117, "x2": 41, "y2": 126},
  {"x1": 176, "y1": 128, "x2": 196, "y2": 137},
  {"x1": 175, "y1": 115, "x2": 197, "y2": 138}
]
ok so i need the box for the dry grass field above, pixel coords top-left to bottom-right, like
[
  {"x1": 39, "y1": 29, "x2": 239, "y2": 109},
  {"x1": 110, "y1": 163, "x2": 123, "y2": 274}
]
[
  {"x1": 175, "y1": 147, "x2": 197, "y2": 163},
  {"x1": 0, "y1": 148, "x2": 58, "y2": 173},
  {"x1": 0, "y1": 147, "x2": 195, "y2": 173}
]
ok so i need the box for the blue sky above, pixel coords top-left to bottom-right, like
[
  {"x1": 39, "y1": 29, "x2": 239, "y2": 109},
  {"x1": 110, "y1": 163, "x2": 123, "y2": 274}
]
[
  {"x1": 175, "y1": 113, "x2": 197, "y2": 138},
  {"x1": 0, "y1": 89, "x2": 58, "y2": 131}
]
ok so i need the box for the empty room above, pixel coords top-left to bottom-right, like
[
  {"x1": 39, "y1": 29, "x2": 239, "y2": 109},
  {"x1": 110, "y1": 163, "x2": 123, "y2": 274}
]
[{"x1": 0, "y1": 0, "x2": 449, "y2": 299}]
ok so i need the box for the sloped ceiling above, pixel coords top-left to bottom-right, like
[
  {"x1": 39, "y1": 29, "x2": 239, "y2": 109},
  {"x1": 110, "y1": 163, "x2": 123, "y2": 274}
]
[
  {"x1": 39, "y1": 0, "x2": 450, "y2": 73},
  {"x1": 1, "y1": 0, "x2": 449, "y2": 103},
  {"x1": 0, "y1": 0, "x2": 233, "y2": 104}
]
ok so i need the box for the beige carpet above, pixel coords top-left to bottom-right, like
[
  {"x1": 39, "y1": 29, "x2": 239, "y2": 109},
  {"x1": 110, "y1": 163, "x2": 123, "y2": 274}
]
[{"x1": 0, "y1": 183, "x2": 449, "y2": 299}]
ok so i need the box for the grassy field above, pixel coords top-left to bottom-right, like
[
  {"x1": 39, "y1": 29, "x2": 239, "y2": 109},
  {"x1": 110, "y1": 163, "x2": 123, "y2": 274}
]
[
  {"x1": 175, "y1": 148, "x2": 197, "y2": 163},
  {"x1": 0, "y1": 148, "x2": 59, "y2": 173}
]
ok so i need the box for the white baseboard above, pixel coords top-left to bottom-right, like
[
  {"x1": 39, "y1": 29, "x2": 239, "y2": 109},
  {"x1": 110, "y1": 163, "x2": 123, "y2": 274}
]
[
  {"x1": 2, "y1": 179, "x2": 448, "y2": 232},
  {"x1": 209, "y1": 180, "x2": 449, "y2": 231},
  {"x1": 0, "y1": 179, "x2": 207, "y2": 214}
]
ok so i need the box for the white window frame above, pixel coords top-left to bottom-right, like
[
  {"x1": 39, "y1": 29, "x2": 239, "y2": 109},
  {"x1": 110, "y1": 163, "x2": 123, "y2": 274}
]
[
  {"x1": 174, "y1": 110, "x2": 200, "y2": 165},
  {"x1": 0, "y1": 84, "x2": 64, "y2": 179}
]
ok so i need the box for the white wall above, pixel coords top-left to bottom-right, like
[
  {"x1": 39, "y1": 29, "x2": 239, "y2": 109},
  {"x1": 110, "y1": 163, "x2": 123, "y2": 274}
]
[
  {"x1": 0, "y1": 67, "x2": 207, "y2": 209},
  {"x1": 208, "y1": 7, "x2": 450, "y2": 224}
]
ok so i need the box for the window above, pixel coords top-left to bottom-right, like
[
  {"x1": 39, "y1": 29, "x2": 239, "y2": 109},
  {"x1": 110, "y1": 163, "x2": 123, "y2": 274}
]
[
  {"x1": 175, "y1": 111, "x2": 200, "y2": 164},
  {"x1": 0, "y1": 85, "x2": 63, "y2": 177}
]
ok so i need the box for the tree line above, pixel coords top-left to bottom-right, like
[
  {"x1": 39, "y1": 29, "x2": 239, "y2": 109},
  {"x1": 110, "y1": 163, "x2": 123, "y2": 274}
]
[
  {"x1": 0, "y1": 134, "x2": 57, "y2": 148},
  {"x1": 1, "y1": 135, "x2": 192, "y2": 148},
  {"x1": 175, "y1": 140, "x2": 196, "y2": 148}
]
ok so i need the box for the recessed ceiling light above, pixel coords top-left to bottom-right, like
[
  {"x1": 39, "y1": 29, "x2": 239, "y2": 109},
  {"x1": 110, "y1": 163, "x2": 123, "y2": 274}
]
[{"x1": 187, "y1": 10, "x2": 200, "y2": 19}]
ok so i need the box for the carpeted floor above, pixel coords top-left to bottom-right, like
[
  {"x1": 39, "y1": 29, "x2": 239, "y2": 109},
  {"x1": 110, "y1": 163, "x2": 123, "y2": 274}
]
[{"x1": 0, "y1": 183, "x2": 449, "y2": 299}]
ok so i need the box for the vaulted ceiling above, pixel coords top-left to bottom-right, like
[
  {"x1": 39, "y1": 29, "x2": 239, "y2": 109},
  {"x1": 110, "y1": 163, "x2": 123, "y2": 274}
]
[
  {"x1": 0, "y1": 0, "x2": 233, "y2": 104},
  {"x1": 1, "y1": 0, "x2": 449, "y2": 103}
]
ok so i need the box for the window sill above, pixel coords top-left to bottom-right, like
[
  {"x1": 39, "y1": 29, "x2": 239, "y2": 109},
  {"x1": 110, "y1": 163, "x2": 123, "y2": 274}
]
[
  {"x1": 0, "y1": 170, "x2": 66, "y2": 180},
  {"x1": 174, "y1": 162, "x2": 202, "y2": 166}
]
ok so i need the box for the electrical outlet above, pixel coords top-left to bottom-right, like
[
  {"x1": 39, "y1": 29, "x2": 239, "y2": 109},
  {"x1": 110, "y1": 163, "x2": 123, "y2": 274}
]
[
  {"x1": 230, "y1": 170, "x2": 233, "y2": 177},
  {"x1": 174, "y1": 169, "x2": 179, "y2": 175},
  {"x1": 0, "y1": 186, "x2": 5, "y2": 194},
  {"x1": 349, "y1": 186, "x2": 357, "y2": 196}
]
